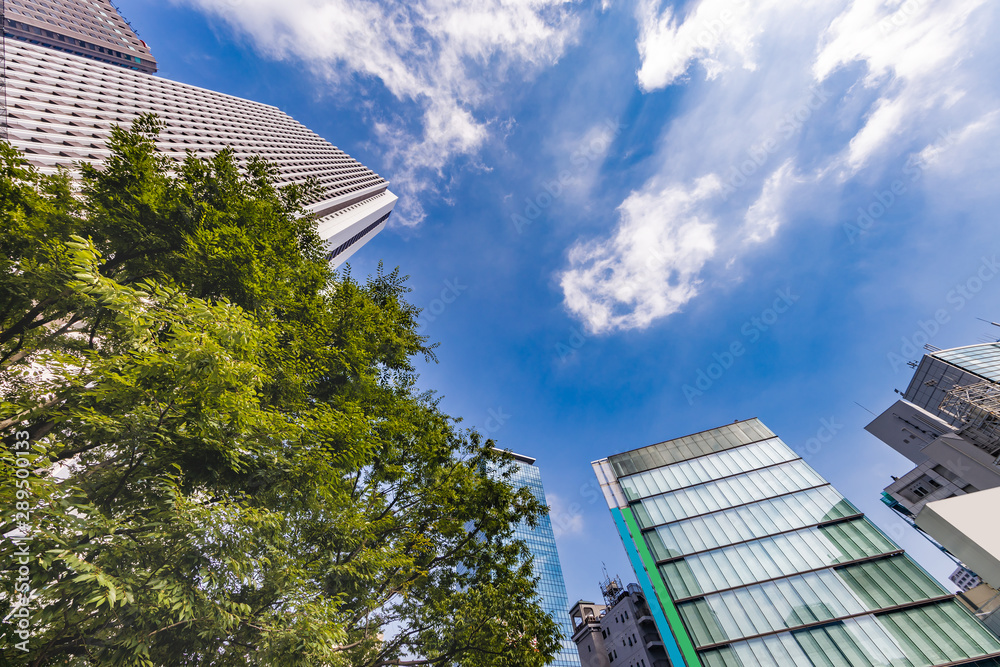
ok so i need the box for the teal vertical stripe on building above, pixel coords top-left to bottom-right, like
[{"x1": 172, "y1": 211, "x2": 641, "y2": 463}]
[{"x1": 612, "y1": 508, "x2": 689, "y2": 667}]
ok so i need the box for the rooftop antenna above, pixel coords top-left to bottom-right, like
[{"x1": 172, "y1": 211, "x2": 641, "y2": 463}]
[
  {"x1": 977, "y1": 318, "x2": 1000, "y2": 328},
  {"x1": 854, "y1": 401, "x2": 877, "y2": 417}
]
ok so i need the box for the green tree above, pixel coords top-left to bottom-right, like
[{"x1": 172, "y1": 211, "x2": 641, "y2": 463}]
[{"x1": 0, "y1": 117, "x2": 561, "y2": 666}]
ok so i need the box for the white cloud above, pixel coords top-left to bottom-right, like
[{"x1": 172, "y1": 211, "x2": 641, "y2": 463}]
[
  {"x1": 636, "y1": 0, "x2": 782, "y2": 91},
  {"x1": 177, "y1": 0, "x2": 581, "y2": 224},
  {"x1": 561, "y1": 176, "x2": 720, "y2": 333},
  {"x1": 547, "y1": 493, "x2": 584, "y2": 540},
  {"x1": 561, "y1": 0, "x2": 999, "y2": 333},
  {"x1": 742, "y1": 159, "x2": 798, "y2": 245},
  {"x1": 815, "y1": 0, "x2": 990, "y2": 176}
]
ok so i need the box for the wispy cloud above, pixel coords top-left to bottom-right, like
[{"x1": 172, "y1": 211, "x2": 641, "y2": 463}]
[
  {"x1": 548, "y1": 492, "x2": 584, "y2": 540},
  {"x1": 177, "y1": 0, "x2": 582, "y2": 225},
  {"x1": 561, "y1": 0, "x2": 999, "y2": 333}
]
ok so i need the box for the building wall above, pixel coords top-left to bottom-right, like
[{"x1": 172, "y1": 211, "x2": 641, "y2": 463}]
[
  {"x1": 594, "y1": 419, "x2": 1000, "y2": 667},
  {"x1": 3, "y1": 36, "x2": 393, "y2": 265},
  {"x1": 572, "y1": 592, "x2": 669, "y2": 667},
  {"x1": 917, "y1": 488, "x2": 1000, "y2": 593},
  {"x1": 882, "y1": 459, "x2": 973, "y2": 516},
  {"x1": 3, "y1": 0, "x2": 157, "y2": 72},
  {"x1": 600, "y1": 591, "x2": 667, "y2": 667},
  {"x1": 570, "y1": 601, "x2": 608, "y2": 667}
]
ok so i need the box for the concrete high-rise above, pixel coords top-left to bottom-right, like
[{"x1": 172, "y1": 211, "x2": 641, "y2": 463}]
[
  {"x1": 1, "y1": 1, "x2": 394, "y2": 266},
  {"x1": 2, "y1": 0, "x2": 157, "y2": 72},
  {"x1": 593, "y1": 418, "x2": 1000, "y2": 667},
  {"x1": 501, "y1": 451, "x2": 581, "y2": 667}
]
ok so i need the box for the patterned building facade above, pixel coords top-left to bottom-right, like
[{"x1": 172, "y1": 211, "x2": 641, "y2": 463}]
[
  {"x1": 3, "y1": 0, "x2": 157, "y2": 72},
  {"x1": 1, "y1": 1, "x2": 393, "y2": 266}
]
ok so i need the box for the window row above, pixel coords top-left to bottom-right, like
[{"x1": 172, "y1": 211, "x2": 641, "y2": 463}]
[
  {"x1": 698, "y1": 600, "x2": 1000, "y2": 667},
  {"x1": 645, "y1": 486, "x2": 858, "y2": 560},
  {"x1": 609, "y1": 420, "x2": 775, "y2": 477},
  {"x1": 633, "y1": 460, "x2": 828, "y2": 529},
  {"x1": 620, "y1": 438, "x2": 795, "y2": 501},
  {"x1": 678, "y1": 556, "x2": 944, "y2": 647},
  {"x1": 659, "y1": 518, "x2": 898, "y2": 599}
]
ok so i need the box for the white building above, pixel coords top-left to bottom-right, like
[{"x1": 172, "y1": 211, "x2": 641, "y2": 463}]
[
  {"x1": 2, "y1": 2, "x2": 394, "y2": 266},
  {"x1": 867, "y1": 343, "x2": 1000, "y2": 518}
]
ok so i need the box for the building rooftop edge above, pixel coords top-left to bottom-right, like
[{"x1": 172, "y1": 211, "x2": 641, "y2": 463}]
[
  {"x1": 603, "y1": 417, "x2": 763, "y2": 460},
  {"x1": 491, "y1": 447, "x2": 536, "y2": 465}
]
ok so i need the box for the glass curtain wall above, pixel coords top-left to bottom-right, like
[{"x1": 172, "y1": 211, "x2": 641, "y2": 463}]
[
  {"x1": 594, "y1": 419, "x2": 1000, "y2": 667},
  {"x1": 506, "y1": 456, "x2": 582, "y2": 667}
]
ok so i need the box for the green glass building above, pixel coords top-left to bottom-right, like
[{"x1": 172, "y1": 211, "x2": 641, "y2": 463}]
[{"x1": 592, "y1": 419, "x2": 1000, "y2": 667}]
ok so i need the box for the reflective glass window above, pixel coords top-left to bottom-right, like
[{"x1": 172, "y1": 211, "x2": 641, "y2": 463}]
[
  {"x1": 645, "y1": 486, "x2": 857, "y2": 560},
  {"x1": 634, "y1": 460, "x2": 827, "y2": 527},
  {"x1": 677, "y1": 556, "x2": 943, "y2": 646},
  {"x1": 659, "y1": 518, "x2": 896, "y2": 599},
  {"x1": 620, "y1": 438, "x2": 795, "y2": 500}
]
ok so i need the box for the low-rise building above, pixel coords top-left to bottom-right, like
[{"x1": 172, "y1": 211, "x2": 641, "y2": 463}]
[{"x1": 570, "y1": 576, "x2": 669, "y2": 667}]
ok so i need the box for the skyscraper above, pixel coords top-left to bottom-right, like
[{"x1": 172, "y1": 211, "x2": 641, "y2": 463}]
[
  {"x1": 503, "y1": 451, "x2": 582, "y2": 667},
  {"x1": 2, "y1": 0, "x2": 157, "y2": 72},
  {"x1": 1, "y1": 1, "x2": 393, "y2": 266},
  {"x1": 593, "y1": 418, "x2": 1000, "y2": 667}
]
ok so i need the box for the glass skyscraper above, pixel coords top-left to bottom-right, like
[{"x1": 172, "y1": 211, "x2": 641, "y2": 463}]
[
  {"x1": 504, "y1": 451, "x2": 582, "y2": 667},
  {"x1": 593, "y1": 419, "x2": 1000, "y2": 667}
]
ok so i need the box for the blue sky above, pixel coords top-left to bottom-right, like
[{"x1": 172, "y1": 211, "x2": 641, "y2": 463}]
[{"x1": 120, "y1": 0, "x2": 1000, "y2": 605}]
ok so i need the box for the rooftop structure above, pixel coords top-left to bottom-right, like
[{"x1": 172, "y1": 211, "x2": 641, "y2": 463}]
[
  {"x1": 2, "y1": 0, "x2": 156, "y2": 72},
  {"x1": 593, "y1": 418, "x2": 1000, "y2": 667}
]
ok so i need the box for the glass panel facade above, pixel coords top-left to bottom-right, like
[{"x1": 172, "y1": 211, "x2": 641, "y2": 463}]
[
  {"x1": 608, "y1": 419, "x2": 775, "y2": 477},
  {"x1": 678, "y1": 555, "x2": 946, "y2": 647},
  {"x1": 594, "y1": 419, "x2": 1000, "y2": 667},
  {"x1": 659, "y1": 518, "x2": 898, "y2": 599},
  {"x1": 698, "y1": 601, "x2": 1000, "y2": 666},
  {"x1": 504, "y1": 458, "x2": 581, "y2": 667},
  {"x1": 633, "y1": 459, "x2": 827, "y2": 527},
  {"x1": 619, "y1": 438, "x2": 795, "y2": 501},
  {"x1": 643, "y1": 486, "x2": 858, "y2": 558},
  {"x1": 934, "y1": 343, "x2": 1000, "y2": 382}
]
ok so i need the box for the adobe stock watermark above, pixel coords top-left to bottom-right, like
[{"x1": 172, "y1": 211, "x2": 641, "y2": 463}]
[
  {"x1": 793, "y1": 417, "x2": 844, "y2": 461},
  {"x1": 549, "y1": 479, "x2": 604, "y2": 540},
  {"x1": 482, "y1": 407, "x2": 511, "y2": 436},
  {"x1": 683, "y1": 288, "x2": 799, "y2": 404},
  {"x1": 843, "y1": 128, "x2": 953, "y2": 243},
  {"x1": 720, "y1": 84, "x2": 830, "y2": 202},
  {"x1": 416, "y1": 278, "x2": 467, "y2": 329},
  {"x1": 878, "y1": 0, "x2": 927, "y2": 36},
  {"x1": 511, "y1": 119, "x2": 624, "y2": 234},
  {"x1": 887, "y1": 255, "x2": 1000, "y2": 371},
  {"x1": 7, "y1": 428, "x2": 35, "y2": 653},
  {"x1": 555, "y1": 327, "x2": 587, "y2": 361}
]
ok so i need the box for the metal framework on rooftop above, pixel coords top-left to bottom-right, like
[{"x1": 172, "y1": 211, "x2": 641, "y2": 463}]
[{"x1": 939, "y1": 380, "x2": 1000, "y2": 460}]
